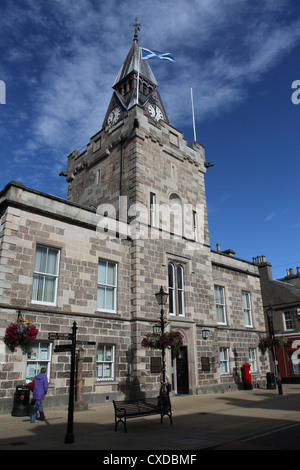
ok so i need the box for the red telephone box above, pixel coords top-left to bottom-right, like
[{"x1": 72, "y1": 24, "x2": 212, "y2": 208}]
[{"x1": 241, "y1": 362, "x2": 253, "y2": 390}]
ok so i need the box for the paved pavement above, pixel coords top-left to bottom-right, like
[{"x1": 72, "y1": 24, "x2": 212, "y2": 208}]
[{"x1": 1, "y1": 384, "x2": 300, "y2": 453}]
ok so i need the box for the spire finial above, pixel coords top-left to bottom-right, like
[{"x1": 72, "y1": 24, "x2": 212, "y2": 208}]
[{"x1": 133, "y1": 17, "x2": 141, "y2": 41}]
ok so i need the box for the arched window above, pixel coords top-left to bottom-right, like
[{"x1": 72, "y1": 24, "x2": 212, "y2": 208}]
[
  {"x1": 168, "y1": 262, "x2": 185, "y2": 316},
  {"x1": 168, "y1": 263, "x2": 175, "y2": 315},
  {"x1": 177, "y1": 264, "x2": 185, "y2": 316}
]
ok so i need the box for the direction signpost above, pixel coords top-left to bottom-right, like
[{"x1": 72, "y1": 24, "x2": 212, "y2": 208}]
[
  {"x1": 53, "y1": 344, "x2": 72, "y2": 352},
  {"x1": 47, "y1": 322, "x2": 95, "y2": 444},
  {"x1": 64, "y1": 321, "x2": 77, "y2": 444}
]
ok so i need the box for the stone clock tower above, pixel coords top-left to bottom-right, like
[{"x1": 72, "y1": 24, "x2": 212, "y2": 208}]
[
  {"x1": 63, "y1": 29, "x2": 212, "y2": 396},
  {"x1": 65, "y1": 30, "x2": 209, "y2": 244}
]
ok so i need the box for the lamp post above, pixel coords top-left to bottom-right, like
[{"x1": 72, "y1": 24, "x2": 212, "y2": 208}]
[
  {"x1": 266, "y1": 305, "x2": 283, "y2": 395},
  {"x1": 155, "y1": 286, "x2": 168, "y2": 388}
]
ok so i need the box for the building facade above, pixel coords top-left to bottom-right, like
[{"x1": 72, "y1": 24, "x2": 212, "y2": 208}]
[
  {"x1": 0, "y1": 36, "x2": 270, "y2": 413},
  {"x1": 255, "y1": 256, "x2": 300, "y2": 382}
]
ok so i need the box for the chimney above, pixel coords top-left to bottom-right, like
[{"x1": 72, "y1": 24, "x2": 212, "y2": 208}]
[
  {"x1": 256, "y1": 256, "x2": 273, "y2": 280},
  {"x1": 216, "y1": 243, "x2": 221, "y2": 252}
]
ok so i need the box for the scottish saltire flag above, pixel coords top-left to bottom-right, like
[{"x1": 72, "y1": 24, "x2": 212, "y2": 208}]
[{"x1": 141, "y1": 47, "x2": 175, "y2": 62}]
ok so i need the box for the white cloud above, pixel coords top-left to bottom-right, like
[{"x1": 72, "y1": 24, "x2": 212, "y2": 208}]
[
  {"x1": 265, "y1": 213, "x2": 275, "y2": 222},
  {"x1": 1, "y1": 0, "x2": 300, "y2": 191}
]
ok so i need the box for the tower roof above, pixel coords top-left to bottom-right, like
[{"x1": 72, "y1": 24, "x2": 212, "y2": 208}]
[{"x1": 113, "y1": 39, "x2": 158, "y2": 88}]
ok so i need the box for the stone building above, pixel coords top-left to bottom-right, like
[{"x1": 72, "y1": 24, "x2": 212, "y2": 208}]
[
  {"x1": 254, "y1": 256, "x2": 300, "y2": 382},
  {"x1": 0, "y1": 34, "x2": 270, "y2": 413}
]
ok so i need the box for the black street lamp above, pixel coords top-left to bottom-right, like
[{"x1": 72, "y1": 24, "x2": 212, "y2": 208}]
[
  {"x1": 155, "y1": 286, "x2": 168, "y2": 388},
  {"x1": 266, "y1": 305, "x2": 283, "y2": 395}
]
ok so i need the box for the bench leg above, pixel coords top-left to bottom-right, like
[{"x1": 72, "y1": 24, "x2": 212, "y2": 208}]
[
  {"x1": 160, "y1": 408, "x2": 173, "y2": 425},
  {"x1": 115, "y1": 416, "x2": 127, "y2": 433}
]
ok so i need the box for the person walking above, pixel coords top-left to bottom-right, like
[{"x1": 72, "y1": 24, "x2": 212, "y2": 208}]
[{"x1": 30, "y1": 367, "x2": 48, "y2": 423}]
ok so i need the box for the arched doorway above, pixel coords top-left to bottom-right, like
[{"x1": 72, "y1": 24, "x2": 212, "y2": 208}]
[{"x1": 172, "y1": 346, "x2": 189, "y2": 394}]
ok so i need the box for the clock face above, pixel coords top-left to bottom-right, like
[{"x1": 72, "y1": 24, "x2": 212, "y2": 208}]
[
  {"x1": 108, "y1": 106, "x2": 121, "y2": 125},
  {"x1": 148, "y1": 104, "x2": 163, "y2": 121}
]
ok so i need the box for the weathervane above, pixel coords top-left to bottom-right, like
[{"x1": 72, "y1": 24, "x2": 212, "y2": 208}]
[{"x1": 133, "y1": 17, "x2": 141, "y2": 41}]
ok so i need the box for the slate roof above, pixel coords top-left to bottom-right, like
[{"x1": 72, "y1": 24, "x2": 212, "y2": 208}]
[{"x1": 113, "y1": 39, "x2": 158, "y2": 88}]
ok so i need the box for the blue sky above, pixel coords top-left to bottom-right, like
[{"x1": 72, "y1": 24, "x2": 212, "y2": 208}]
[{"x1": 1, "y1": 0, "x2": 300, "y2": 279}]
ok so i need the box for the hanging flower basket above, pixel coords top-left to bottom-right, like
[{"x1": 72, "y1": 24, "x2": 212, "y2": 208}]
[
  {"x1": 141, "y1": 331, "x2": 183, "y2": 353},
  {"x1": 258, "y1": 335, "x2": 291, "y2": 354},
  {"x1": 4, "y1": 317, "x2": 39, "y2": 352}
]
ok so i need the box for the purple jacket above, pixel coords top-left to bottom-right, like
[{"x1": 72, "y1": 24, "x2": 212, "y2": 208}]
[{"x1": 33, "y1": 372, "x2": 48, "y2": 400}]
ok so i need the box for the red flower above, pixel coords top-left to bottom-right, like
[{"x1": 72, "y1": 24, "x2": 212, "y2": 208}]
[{"x1": 4, "y1": 318, "x2": 38, "y2": 352}]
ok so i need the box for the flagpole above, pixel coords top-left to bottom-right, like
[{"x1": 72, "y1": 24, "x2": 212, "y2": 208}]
[
  {"x1": 137, "y1": 47, "x2": 141, "y2": 105},
  {"x1": 190, "y1": 85, "x2": 197, "y2": 142}
]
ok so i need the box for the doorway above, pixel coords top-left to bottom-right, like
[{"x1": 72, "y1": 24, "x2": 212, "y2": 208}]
[{"x1": 172, "y1": 346, "x2": 189, "y2": 394}]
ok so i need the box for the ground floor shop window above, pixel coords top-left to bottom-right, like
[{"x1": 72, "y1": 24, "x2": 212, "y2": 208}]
[
  {"x1": 97, "y1": 345, "x2": 115, "y2": 381},
  {"x1": 26, "y1": 342, "x2": 51, "y2": 381}
]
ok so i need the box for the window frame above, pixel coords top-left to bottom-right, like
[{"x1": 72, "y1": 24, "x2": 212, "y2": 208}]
[
  {"x1": 168, "y1": 262, "x2": 185, "y2": 317},
  {"x1": 97, "y1": 259, "x2": 118, "y2": 313},
  {"x1": 242, "y1": 291, "x2": 253, "y2": 327},
  {"x1": 249, "y1": 348, "x2": 258, "y2": 373},
  {"x1": 193, "y1": 210, "x2": 198, "y2": 241},
  {"x1": 26, "y1": 341, "x2": 52, "y2": 382},
  {"x1": 220, "y1": 347, "x2": 230, "y2": 374},
  {"x1": 96, "y1": 344, "x2": 115, "y2": 381},
  {"x1": 283, "y1": 311, "x2": 296, "y2": 331},
  {"x1": 31, "y1": 244, "x2": 60, "y2": 306},
  {"x1": 214, "y1": 285, "x2": 227, "y2": 325},
  {"x1": 150, "y1": 192, "x2": 157, "y2": 227}
]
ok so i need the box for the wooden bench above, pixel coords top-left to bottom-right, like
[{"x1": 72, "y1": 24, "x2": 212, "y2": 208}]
[{"x1": 113, "y1": 395, "x2": 172, "y2": 432}]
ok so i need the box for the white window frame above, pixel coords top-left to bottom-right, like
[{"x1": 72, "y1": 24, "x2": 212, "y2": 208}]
[
  {"x1": 283, "y1": 311, "x2": 295, "y2": 331},
  {"x1": 96, "y1": 345, "x2": 115, "y2": 381},
  {"x1": 168, "y1": 262, "x2": 176, "y2": 315},
  {"x1": 214, "y1": 286, "x2": 227, "y2": 325},
  {"x1": 249, "y1": 348, "x2": 257, "y2": 372},
  {"x1": 31, "y1": 245, "x2": 60, "y2": 306},
  {"x1": 26, "y1": 341, "x2": 52, "y2": 382},
  {"x1": 242, "y1": 291, "x2": 253, "y2": 327},
  {"x1": 150, "y1": 192, "x2": 157, "y2": 227},
  {"x1": 220, "y1": 347, "x2": 230, "y2": 374},
  {"x1": 168, "y1": 262, "x2": 185, "y2": 317},
  {"x1": 97, "y1": 259, "x2": 117, "y2": 313},
  {"x1": 177, "y1": 264, "x2": 185, "y2": 316}
]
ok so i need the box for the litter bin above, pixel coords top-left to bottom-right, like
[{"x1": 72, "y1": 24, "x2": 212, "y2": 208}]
[
  {"x1": 266, "y1": 372, "x2": 276, "y2": 390},
  {"x1": 11, "y1": 385, "x2": 30, "y2": 417}
]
